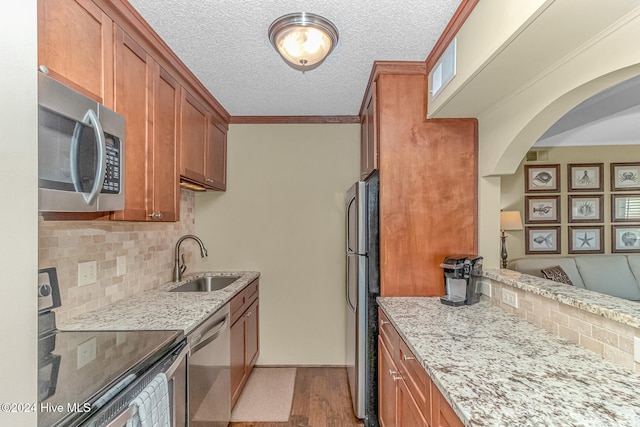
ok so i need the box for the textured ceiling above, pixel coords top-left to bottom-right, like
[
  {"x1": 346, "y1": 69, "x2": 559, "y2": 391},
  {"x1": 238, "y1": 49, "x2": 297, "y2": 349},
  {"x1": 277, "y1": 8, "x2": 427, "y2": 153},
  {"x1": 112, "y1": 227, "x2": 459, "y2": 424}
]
[{"x1": 127, "y1": 0, "x2": 462, "y2": 116}]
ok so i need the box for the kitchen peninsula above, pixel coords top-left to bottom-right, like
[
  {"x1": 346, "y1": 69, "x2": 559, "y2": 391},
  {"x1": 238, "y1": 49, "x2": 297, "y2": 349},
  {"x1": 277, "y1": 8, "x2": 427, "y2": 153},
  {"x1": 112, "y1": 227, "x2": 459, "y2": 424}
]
[{"x1": 379, "y1": 296, "x2": 640, "y2": 426}]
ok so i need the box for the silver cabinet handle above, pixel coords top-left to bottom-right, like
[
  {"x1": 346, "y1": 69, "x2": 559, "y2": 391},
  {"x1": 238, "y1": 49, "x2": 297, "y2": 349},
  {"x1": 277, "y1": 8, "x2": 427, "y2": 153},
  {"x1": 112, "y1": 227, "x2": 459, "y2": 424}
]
[
  {"x1": 402, "y1": 354, "x2": 416, "y2": 361},
  {"x1": 389, "y1": 369, "x2": 402, "y2": 381},
  {"x1": 380, "y1": 319, "x2": 389, "y2": 327},
  {"x1": 245, "y1": 311, "x2": 252, "y2": 317},
  {"x1": 148, "y1": 212, "x2": 164, "y2": 219}
]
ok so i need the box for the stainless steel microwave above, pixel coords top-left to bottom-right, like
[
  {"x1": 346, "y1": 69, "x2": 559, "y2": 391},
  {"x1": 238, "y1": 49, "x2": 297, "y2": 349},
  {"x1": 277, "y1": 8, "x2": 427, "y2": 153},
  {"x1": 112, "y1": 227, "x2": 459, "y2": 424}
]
[{"x1": 38, "y1": 72, "x2": 125, "y2": 212}]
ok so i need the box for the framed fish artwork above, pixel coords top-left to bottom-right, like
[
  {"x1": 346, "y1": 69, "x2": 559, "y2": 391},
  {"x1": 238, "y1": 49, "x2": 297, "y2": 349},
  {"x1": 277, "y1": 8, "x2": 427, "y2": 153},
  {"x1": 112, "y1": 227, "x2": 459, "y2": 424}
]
[
  {"x1": 525, "y1": 226, "x2": 560, "y2": 254},
  {"x1": 611, "y1": 163, "x2": 640, "y2": 192},
  {"x1": 524, "y1": 195, "x2": 560, "y2": 224},
  {"x1": 568, "y1": 163, "x2": 603, "y2": 192},
  {"x1": 524, "y1": 164, "x2": 560, "y2": 193},
  {"x1": 568, "y1": 195, "x2": 603, "y2": 223},
  {"x1": 568, "y1": 226, "x2": 604, "y2": 254}
]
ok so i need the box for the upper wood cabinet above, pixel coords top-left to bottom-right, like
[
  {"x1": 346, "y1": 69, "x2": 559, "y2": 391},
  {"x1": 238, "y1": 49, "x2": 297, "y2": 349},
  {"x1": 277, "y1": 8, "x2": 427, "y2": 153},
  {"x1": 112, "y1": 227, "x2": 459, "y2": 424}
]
[
  {"x1": 38, "y1": 0, "x2": 231, "y2": 221},
  {"x1": 111, "y1": 27, "x2": 179, "y2": 222},
  {"x1": 180, "y1": 89, "x2": 228, "y2": 190},
  {"x1": 38, "y1": 0, "x2": 114, "y2": 105},
  {"x1": 179, "y1": 89, "x2": 209, "y2": 184},
  {"x1": 150, "y1": 66, "x2": 181, "y2": 221},
  {"x1": 361, "y1": 62, "x2": 478, "y2": 297},
  {"x1": 360, "y1": 82, "x2": 378, "y2": 180},
  {"x1": 205, "y1": 118, "x2": 227, "y2": 190}
]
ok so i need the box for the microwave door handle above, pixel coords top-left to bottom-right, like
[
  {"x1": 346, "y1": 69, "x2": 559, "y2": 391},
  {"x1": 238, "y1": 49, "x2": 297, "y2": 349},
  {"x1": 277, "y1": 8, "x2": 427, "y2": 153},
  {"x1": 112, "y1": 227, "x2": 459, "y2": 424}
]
[
  {"x1": 69, "y1": 120, "x2": 83, "y2": 193},
  {"x1": 69, "y1": 109, "x2": 107, "y2": 205},
  {"x1": 83, "y1": 109, "x2": 107, "y2": 205}
]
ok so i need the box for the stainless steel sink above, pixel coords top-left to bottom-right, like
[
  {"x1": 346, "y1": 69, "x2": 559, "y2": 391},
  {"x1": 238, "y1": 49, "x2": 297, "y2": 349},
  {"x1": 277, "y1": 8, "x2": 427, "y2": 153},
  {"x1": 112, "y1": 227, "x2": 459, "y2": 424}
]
[{"x1": 170, "y1": 275, "x2": 240, "y2": 292}]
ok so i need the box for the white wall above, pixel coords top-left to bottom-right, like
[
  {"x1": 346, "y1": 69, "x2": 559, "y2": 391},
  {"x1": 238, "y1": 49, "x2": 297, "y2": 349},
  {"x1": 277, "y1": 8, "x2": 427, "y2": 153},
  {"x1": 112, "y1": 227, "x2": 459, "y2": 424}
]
[
  {"x1": 431, "y1": 1, "x2": 640, "y2": 268},
  {"x1": 0, "y1": 1, "x2": 38, "y2": 425},
  {"x1": 195, "y1": 124, "x2": 360, "y2": 365}
]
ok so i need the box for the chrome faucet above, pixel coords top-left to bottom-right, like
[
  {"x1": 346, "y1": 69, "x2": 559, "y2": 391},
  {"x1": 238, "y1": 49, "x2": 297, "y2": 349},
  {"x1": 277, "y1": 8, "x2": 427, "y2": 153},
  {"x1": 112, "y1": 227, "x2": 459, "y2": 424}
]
[{"x1": 173, "y1": 235, "x2": 208, "y2": 282}]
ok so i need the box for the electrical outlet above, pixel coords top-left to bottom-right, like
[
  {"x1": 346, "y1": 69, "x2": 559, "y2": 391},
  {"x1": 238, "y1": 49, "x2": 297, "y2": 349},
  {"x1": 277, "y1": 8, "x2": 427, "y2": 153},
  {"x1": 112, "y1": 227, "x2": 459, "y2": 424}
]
[
  {"x1": 77, "y1": 337, "x2": 97, "y2": 369},
  {"x1": 479, "y1": 281, "x2": 492, "y2": 297},
  {"x1": 502, "y1": 289, "x2": 519, "y2": 308},
  {"x1": 78, "y1": 261, "x2": 97, "y2": 287},
  {"x1": 117, "y1": 255, "x2": 126, "y2": 276},
  {"x1": 634, "y1": 337, "x2": 640, "y2": 363}
]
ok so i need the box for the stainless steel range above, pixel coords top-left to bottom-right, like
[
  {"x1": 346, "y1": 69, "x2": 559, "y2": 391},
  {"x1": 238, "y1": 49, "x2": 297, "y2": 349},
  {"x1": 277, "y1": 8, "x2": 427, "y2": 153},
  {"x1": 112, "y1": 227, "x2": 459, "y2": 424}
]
[{"x1": 38, "y1": 268, "x2": 188, "y2": 427}]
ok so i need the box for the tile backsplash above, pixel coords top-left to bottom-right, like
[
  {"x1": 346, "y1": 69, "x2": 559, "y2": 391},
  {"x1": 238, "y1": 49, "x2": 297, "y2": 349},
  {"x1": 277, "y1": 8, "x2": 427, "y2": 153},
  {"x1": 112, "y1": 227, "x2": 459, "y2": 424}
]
[
  {"x1": 485, "y1": 278, "x2": 640, "y2": 373},
  {"x1": 39, "y1": 190, "x2": 197, "y2": 323}
]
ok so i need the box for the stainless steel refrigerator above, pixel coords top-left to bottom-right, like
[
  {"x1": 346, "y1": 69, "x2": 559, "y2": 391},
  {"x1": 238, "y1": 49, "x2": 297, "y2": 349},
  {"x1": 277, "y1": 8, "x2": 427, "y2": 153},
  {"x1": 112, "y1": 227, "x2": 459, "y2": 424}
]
[{"x1": 345, "y1": 172, "x2": 379, "y2": 426}]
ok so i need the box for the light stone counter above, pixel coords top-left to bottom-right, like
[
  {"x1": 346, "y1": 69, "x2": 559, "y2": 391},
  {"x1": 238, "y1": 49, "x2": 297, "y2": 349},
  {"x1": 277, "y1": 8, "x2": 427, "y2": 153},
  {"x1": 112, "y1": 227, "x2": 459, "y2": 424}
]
[
  {"x1": 484, "y1": 268, "x2": 640, "y2": 329},
  {"x1": 378, "y1": 297, "x2": 640, "y2": 427},
  {"x1": 59, "y1": 271, "x2": 259, "y2": 334}
]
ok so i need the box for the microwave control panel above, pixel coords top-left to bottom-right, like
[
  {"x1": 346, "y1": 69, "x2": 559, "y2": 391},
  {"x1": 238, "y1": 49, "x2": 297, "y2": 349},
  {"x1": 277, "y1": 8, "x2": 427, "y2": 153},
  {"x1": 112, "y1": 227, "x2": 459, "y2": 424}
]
[{"x1": 102, "y1": 135, "x2": 121, "y2": 194}]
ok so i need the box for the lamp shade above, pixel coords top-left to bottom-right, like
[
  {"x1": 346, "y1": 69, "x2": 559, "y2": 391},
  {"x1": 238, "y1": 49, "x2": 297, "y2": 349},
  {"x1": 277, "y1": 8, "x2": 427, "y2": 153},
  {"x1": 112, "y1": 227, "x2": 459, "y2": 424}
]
[
  {"x1": 500, "y1": 211, "x2": 523, "y2": 231},
  {"x1": 268, "y1": 13, "x2": 338, "y2": 72}
]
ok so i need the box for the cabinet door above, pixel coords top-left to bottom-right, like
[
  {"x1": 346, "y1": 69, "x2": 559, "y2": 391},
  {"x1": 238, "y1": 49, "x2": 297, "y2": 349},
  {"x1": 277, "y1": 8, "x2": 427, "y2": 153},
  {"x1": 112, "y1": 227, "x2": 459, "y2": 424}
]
[
  {"x1": 112, "y1": 27, "x2": 151, "y2": 221},
  {"x1": 38, "y1": 0, "x2": 113, "y2": 104},
  {"x1": 397, "y1": 379, "x2": 428, "y2": 427},
  {"x1": 151, "y1": 67, "x2": 180, "y2": 221},
  {"x1": 378, "y1": 337, "x2": 397, "y2": 427},
  {"x1": 432, "y1": 385, "x2": 464, "y2": 427},
  {"x1": 204, "y1": 118, "x2": 227, "y2": 190},
  {"x1": 230, "y1": 316, "x2": 245, "y2": 407},
  {"x1": 245, "y1": 298, "x2": 259, "y2": 370},
  {"x1": 360, "y1": 82, "x2": 377, "y2": 180},
  {"x1": 180, "y1": 90, "x2": 208, "y2": 184}
]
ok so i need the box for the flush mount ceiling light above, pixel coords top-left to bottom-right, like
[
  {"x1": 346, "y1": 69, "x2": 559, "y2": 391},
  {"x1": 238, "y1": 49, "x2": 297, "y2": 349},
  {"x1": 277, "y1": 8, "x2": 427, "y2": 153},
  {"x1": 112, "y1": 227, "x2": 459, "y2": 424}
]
[{"x1": 268, "y1": 12, "x2": 339, "y2": 72}]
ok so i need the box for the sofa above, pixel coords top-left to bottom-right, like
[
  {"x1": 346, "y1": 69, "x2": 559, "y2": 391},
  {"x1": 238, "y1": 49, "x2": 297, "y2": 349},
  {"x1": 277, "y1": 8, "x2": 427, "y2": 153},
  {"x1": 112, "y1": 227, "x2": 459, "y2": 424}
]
[{"x1": 507, "y1": 255, "x2": 640, "y2": 301}]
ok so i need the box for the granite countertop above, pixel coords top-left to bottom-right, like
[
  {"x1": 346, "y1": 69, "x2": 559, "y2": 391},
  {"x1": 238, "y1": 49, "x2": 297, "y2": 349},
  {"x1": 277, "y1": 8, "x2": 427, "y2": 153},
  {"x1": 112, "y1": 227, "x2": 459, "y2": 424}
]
[
  {"x1": 484, "y1": 268, "x2": 640, "y2": 329},
  {"x1": 59, "y1": 271, "x2": 259, "y2": 334},
  {"x1": 378, "y1": 297, "x2": 640, "y2": 427}
]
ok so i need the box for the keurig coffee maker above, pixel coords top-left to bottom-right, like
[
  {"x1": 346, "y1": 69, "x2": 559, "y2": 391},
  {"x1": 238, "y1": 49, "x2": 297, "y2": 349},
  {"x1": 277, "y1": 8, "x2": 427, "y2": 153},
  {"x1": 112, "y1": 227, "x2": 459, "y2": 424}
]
[{"x1": 439, "y1": 255, "x2": 483, "y2": 306}]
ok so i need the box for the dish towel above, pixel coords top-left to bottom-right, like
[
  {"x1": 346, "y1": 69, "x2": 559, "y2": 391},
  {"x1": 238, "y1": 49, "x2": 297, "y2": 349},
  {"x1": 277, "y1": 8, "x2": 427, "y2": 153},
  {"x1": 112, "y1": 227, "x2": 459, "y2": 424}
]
[{"x1": 126, "y1": 373, "x2": 170, "y2": 427}]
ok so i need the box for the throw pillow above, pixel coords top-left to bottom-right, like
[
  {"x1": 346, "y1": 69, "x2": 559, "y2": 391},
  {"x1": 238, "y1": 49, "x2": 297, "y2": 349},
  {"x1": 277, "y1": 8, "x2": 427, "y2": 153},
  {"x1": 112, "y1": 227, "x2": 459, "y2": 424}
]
[{"x1": 541, "y1": 265, "x2": 574, "y2": 286}]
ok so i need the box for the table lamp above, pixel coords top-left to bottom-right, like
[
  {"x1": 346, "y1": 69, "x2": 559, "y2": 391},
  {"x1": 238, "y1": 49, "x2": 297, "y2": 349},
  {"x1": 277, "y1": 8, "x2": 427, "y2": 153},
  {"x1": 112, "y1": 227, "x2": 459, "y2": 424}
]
[{"x1": 500, "y1": 210, "x2": 523, "y2": 269}]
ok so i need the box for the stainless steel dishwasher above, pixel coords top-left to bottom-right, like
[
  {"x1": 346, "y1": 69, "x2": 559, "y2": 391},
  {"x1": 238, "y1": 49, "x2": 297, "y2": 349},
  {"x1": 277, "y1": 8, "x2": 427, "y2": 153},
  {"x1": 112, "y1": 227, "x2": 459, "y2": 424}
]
[{"x1": 188, "y1": 304, "x2": 231, "y2": 427}]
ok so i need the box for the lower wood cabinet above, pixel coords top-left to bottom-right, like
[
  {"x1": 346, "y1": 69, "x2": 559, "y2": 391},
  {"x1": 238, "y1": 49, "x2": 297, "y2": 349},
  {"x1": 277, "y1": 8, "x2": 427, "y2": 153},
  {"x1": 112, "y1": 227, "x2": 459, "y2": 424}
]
[
  {"x1": 230, "y1": 279, "x2": 259, "y2": 408},
  {"x1": 378, "y1": 309, "x2": 463, "y2": 427}
]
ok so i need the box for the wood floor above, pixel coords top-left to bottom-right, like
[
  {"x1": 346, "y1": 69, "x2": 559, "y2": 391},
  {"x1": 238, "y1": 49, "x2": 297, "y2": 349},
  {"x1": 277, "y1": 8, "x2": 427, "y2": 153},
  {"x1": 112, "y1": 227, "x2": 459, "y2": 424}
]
[{"x1": 229, "y1": 367, "x2": 365, "y2": 427}]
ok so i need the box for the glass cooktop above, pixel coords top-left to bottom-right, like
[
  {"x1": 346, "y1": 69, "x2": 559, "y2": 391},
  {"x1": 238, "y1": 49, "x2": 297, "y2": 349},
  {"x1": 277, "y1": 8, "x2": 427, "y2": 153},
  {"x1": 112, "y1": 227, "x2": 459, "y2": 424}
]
[{"x1": 38, "y1": 329, "x2": 183, "y2": 427}]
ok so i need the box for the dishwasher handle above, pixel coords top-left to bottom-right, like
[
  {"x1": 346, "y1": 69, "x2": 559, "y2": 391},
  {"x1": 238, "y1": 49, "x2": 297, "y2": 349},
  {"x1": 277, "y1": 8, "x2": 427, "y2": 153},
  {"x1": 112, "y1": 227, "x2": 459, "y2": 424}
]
[{"x1": 190, "y1": 314, "x2": 229, "y2": 354}]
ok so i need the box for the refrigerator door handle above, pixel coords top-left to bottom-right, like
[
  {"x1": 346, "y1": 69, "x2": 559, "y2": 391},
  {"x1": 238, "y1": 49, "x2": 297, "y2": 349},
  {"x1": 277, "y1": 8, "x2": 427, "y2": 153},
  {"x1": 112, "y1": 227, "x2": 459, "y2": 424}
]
[
  {"x1": 346, "y1": 255, "x2": 357, "y2": 312},
  {"x1": 346, "y1": 194, "x2": 356, "y2": 253}
]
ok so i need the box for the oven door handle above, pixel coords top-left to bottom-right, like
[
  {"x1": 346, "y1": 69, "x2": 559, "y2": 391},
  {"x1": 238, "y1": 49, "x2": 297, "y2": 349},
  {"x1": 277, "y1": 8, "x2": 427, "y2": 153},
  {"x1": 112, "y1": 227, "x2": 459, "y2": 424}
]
[
  {"x1": 103, "y1": 406, "x2": 134, "y2": 427},
  {"x1": 165, "y1": 342, "x2": 189, "y2": 380}
]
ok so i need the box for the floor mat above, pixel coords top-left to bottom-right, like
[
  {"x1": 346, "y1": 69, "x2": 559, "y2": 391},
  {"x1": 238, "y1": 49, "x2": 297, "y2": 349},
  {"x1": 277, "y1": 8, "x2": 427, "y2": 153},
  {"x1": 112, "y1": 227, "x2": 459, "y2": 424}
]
[{"x1": 230, "y1": 367, "x2": 297, "y2": 422}]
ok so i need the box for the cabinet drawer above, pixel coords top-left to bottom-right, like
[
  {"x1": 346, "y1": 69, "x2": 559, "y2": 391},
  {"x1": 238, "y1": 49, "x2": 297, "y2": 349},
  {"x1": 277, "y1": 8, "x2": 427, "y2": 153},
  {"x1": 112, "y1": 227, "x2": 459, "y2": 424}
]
[
  {"x1": 378, "y1": 309, "x2": 397, "y2": 355},
  {"x1": 398, "y1": 338, "x2": 430, "y2": 420},
  {"x1": 231, "y1": 279, "x2": 259, "y2": 324}
]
